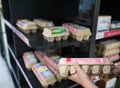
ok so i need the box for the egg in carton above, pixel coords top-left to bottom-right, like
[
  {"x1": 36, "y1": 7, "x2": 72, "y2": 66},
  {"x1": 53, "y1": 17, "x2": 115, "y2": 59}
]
[
  {"x1": 23, "y1": 51, "x2": 38, "y2": 70},
  {"x1": 16, "y1": 19, "x2": 38, "y2": 34},
  {"x1": 62, "y1": 23, "x2": 92, "y2": 41},
  {"x1": 32, "y1": 63, "x2": 57, "y2": 88},
  {"x1": 33, "y1": 19, "x2": 54, "y2": 29},
  {"x1": 58, "y1": 58, "x2": 113, "y2": 77},
  {"x1": 42, "y1": 26, "x2": 69, "y2": 42}
]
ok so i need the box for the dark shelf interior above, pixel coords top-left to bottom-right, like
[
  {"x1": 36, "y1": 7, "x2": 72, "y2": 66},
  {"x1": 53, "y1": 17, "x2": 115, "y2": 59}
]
[
  {"x1": 20, "y1": 28, "x2": 91, "y2": 50},
  {"x1": 18, "y1": 59, "x2": 83, "y2": 88}
]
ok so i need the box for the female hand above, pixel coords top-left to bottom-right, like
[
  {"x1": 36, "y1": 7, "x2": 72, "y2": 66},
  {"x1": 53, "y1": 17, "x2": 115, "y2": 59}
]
[{"x1": 68, "y1": 62, "x2": 98, "y2": 88}]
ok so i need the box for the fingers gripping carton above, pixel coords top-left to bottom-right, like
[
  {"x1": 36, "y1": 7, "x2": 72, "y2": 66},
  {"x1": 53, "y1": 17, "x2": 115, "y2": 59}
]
[
  {"x1": 42, "y1": 27, "x2": 69, "y2": 42},
  {"x1": 58, "y1": 58, "x2": 113, "y2": 77},
  {"x1": 32, "y1": 63, "x2": 56, "y2": 88},
  {"x1": 23, "y1": 51, "x2": 38, "y2": 70},
  {"x1": 16, "y1": 19, "x2": 38, "y2": 34},
  {"x1": 62, "y1": 23, "x2": 92, "y2": 41}
]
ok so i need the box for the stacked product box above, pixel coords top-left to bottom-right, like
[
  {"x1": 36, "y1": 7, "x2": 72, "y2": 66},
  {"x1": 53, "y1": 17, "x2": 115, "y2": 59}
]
[
  {"x1": 96, "y1": 15, "x2": 112, "y2": 32},
  {"x1": 22, "y1": 51, "x2": 38, "y2": 70},
  {"x1": 16, "y1": 19, "x2": 38, "y2": 34},
  {"x1": 34, "y1": 50, "x2": 63, "y2": 82},
  {"x1": 62, "y1": 23, "x2": 92, "y2": 41},
  {"x1": 58, "y1": 58, "x2": 113, "y2": 77},
  {"x1": 32, "y1": 62, "x2": 56, "y2": 88},
  {"x1": 95, "y1": 39, "x2": 120, "y2": 62},
  {"x1": 110, "y1": 21, "x2": 120, "y2": 30}
]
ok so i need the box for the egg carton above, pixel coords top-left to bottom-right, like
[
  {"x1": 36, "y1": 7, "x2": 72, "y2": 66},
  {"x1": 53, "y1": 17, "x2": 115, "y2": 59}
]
[
  {"x1": 58, "y1": 58, "x2": 113, "y2": 77},
  {"x1": 96, "y1": 48, "x2": 120, "y2": 57},
  {"x1": 33, "y1": 19, "x2": 54, "y2": 29},
  {"x1": 34, "y1": 51, "x2": 63, "y2": 82},
  {"x1": 62, "y1": 23, "x2": 92, "y2": 41},
  {"x1": 32, "y1": 63, "x2": 56, "y2": 88},
  {"x1": 97, "y1": 40, "x2": 120, "y2": 50},
  {"x1": 44, "y1": 62, "x2": 62, "y2": 82},
  {"x1": 23, "y1": 51, "x2": 38, "y2": 70},
  {"x1": 34, "y1": 50, "x2": 45, "y2": 62},
  {"x1": 42, "y1": 27, "x2": 69, "y2": 42},
  {"x1": 16, "y1": 19, "x2": 38, "y2": 34},
  {"x1": 108, "y1": 54, "x2": 120, "y2": 62}
]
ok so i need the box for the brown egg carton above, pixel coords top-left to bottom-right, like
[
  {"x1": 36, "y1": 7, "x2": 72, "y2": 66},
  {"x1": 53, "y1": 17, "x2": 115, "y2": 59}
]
[
  {"x1": 58, "y1": 58, "x2": 113, "y2": 77},
  {"x1": 62, "y1": 23, "x2": 92, "y2": 41},
  {"x1": 42, "y1": 27, "x2": 69, "y2": 42},
  {"x1": 32, "y1": 63, "x2": 57, "y2": 88},
  {"x1": 16, "y1": 19, "x2": 38, "y2": 34},
  {"x1": 33, "y1": 19, "x2": 54, "y2": 29}
]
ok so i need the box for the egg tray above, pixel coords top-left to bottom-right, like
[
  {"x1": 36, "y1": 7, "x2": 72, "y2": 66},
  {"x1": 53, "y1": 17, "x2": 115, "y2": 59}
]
[
  {"x1": 62, "y1": 23, "x2": 92, "y2": 41},
  {"x1": 16, "y1": 19, "x2": 38, "y2": 34},
  {"x1": 32, "y1": 63, "x2": 57, "y2": 88},
  {"x1": 33, "y1": 19, "x2": 54, "y2": 28},
  {"x1": 42, "y1": 27, "x2": 69, "y2": 42},
  {"x1": 22, "y1": 51, "x2": 38, "y2": 70},
  {"x1": 95, "y1": 48, "x2": 120, "y2": 57},
  {"x1": 58, "y1": 58, "x2": 113, "y2": 77},
  {"x1": 58, "y1": 64, "x2": 113, "y2": 77}
]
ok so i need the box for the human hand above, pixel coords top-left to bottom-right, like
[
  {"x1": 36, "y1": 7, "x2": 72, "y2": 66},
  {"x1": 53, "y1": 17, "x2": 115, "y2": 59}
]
[
  {"x1": 112, "y1": 62, "x2": 120, "y2": 76},
  {"x1": 68, "y1": 62, "x2": 98, "y2": 88}
]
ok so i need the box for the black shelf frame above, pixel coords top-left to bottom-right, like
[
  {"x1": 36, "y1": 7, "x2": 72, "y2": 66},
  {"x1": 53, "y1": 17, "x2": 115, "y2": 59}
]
[{"x1": 1, "y1": 0, "x2": 101, "y2": 88}]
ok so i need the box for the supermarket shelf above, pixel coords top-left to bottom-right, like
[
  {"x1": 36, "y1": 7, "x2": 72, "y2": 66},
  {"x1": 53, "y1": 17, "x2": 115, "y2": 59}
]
[
  {"x1": 96, "y1": 30, "x2": 120, "y2": 40},
  {"x1": 4, "y1": 18, "x2": 90, "y2": 50},
  {"x1": 8, "y1": 44, "x2": 82, "y2": 88},
  {"x1": 19, "y1": 59, "x2": 82, "y2": 88}
]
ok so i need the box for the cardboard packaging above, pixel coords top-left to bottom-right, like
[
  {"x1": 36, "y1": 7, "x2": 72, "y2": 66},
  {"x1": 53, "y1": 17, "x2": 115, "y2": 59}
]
[
  {"x1": 63, "y1": 23, "x2": 92, "y2": 41},
  {"x1": 16, "y1": 19, "x2": 38, "y2": 34},
  {"x1": 42, "y1": 27, "x2": 69, "y2": 42},
  {"x1": 23, "y1": 51, "x2": 38, "y2": 70}
]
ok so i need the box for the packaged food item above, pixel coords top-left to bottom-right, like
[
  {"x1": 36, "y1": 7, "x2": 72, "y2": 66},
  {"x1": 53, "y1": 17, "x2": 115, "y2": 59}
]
[
  {"x1": 110, "y1": 21, "x2": 120, "y2": 30},
  {"x1": 58, "y1": 58, "x2": 113, "y2": 77},
  {"x1": 43, "y1": 55, "x2": 58, "y2": 70},
  {"x1": 16, "y1": 19, "x2": 38, "y2": 34},
  {"x1": 23, "y1": 51, "x2": 38, "y2": 70},
  {"x1": 34, "y1": 50, "x2": 45, "y2": 62},
  {"x1": 44, "y1": 62, "x2": 62, "y2": 82},
  {"x1": 97, "y1": 15, "x2": 111, "y2": 32},
  {"x1": 42, "y1": 26, "x2": 69, "y2": 42},
  {"x1": 33, "y1": 19, "x2": 54, "y2": 29},
  {"x1": 32, "y1": 63, "x2": 56, "y2": 88},
  {"x1": 62, "y1": 23, "x2": 92, "y2": 41}
]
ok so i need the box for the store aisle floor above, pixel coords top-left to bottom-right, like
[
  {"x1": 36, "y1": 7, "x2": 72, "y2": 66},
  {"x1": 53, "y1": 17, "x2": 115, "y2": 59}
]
[{"x1": 0, "y1": 49, "x2": 15, "y2": 88}]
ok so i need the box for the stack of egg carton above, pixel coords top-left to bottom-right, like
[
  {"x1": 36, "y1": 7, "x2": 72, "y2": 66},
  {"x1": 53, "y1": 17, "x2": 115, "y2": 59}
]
[
  {"x1": 32, "y1": 50, "x2": 65, "y2": 88},
  {"x1": 95, "y1": 39, "x2": 120, "y2": 62}
]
